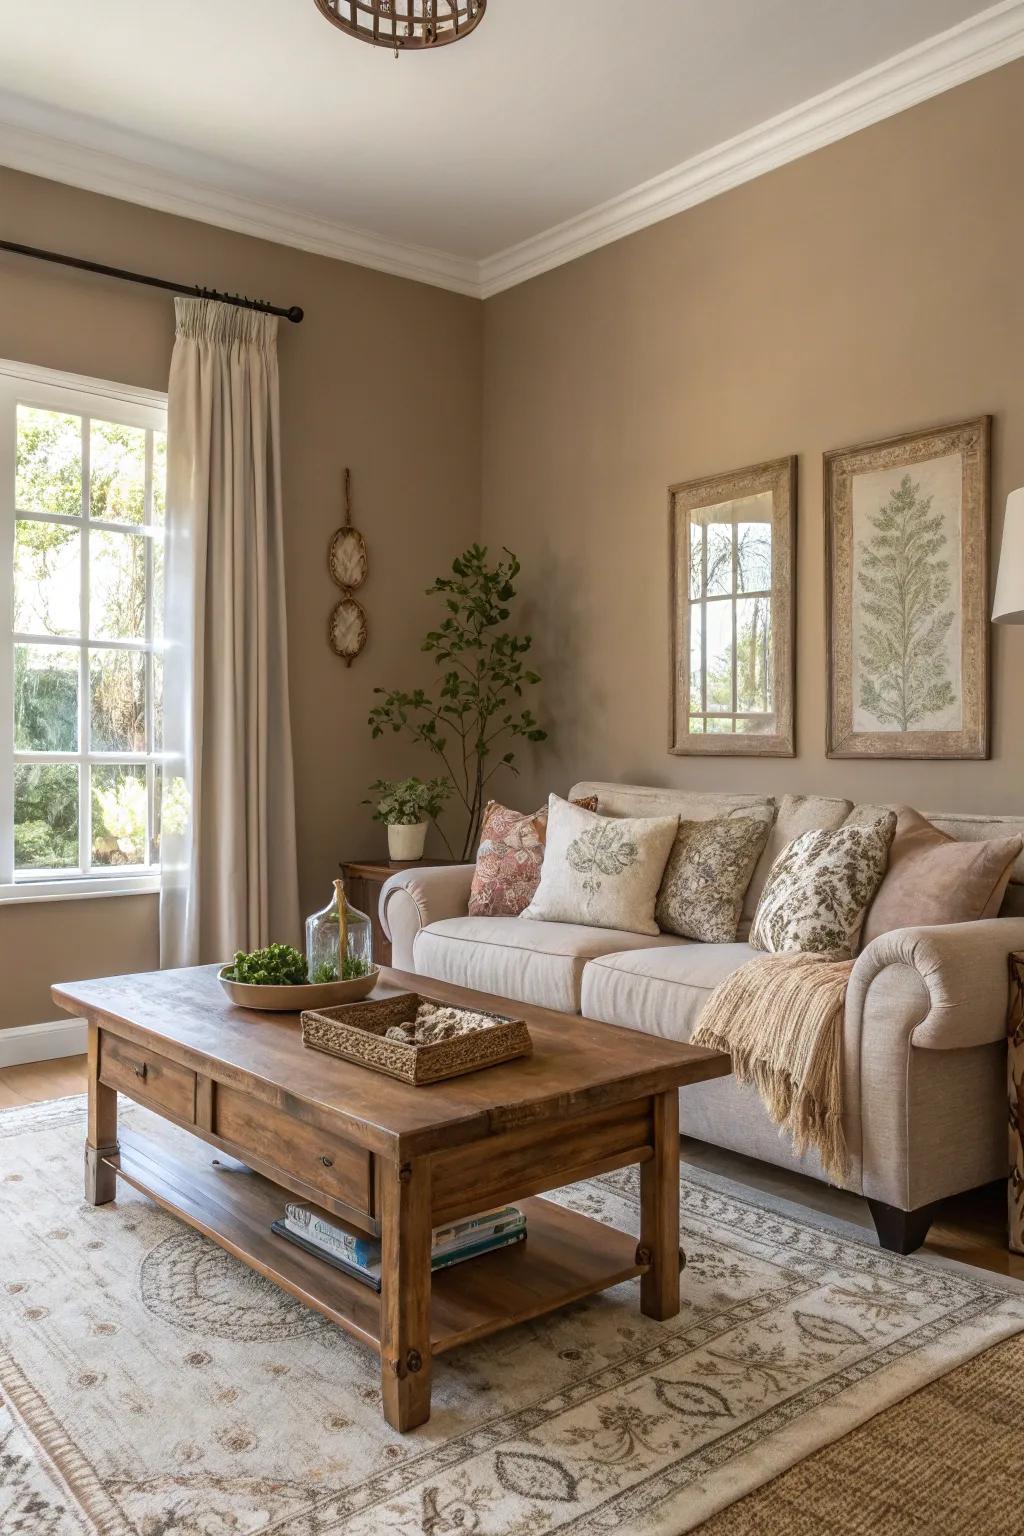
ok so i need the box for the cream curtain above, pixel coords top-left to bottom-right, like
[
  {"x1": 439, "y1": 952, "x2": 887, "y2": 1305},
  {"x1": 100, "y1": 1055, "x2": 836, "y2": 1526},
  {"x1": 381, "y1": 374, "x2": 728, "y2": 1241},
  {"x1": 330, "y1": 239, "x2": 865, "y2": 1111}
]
[{"x1": 160, "y1": 297, "x2": 301, "y2": 968}]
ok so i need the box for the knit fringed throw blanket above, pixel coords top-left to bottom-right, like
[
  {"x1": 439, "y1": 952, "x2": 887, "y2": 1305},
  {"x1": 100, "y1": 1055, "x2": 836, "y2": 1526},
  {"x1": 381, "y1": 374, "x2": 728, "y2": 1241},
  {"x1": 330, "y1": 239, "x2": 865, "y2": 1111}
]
[{"x1": 691, "y1": 953, "x2": 855, "y2": 1183}]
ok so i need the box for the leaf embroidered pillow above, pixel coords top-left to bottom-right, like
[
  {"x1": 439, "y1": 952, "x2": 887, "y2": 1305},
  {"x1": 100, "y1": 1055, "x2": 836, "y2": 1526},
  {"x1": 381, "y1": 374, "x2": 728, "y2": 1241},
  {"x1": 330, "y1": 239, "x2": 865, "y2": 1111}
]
[
  {"x1": 750, "y1": 814, "x2": 897, "y2": 959},
  {"x1": 655, "y1": 811, "x2": 775, "y2": 943},
  {"x1": 521, "y1": 795, "x2": 679, "y2": 936},
  {"x1": 468, "y1": 796, "x2": 598, "y2": 918}
]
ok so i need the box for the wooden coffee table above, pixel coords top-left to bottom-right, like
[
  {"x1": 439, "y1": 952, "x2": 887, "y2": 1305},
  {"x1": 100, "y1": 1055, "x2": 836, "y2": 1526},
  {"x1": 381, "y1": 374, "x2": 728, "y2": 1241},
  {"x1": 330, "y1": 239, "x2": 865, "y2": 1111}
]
[{"x1": 53, "y1": 964, "x2": 730, "y2": 1430}]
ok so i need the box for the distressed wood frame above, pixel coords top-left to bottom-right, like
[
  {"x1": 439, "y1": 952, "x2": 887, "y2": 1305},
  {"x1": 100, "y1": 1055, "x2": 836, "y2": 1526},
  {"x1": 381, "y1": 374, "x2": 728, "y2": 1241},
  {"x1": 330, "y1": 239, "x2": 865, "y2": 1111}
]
[
  {"x1": 824, "y1": 416, "x2": 990, "y2": 760},
  {"x1": 669, "y1": 456, "x2": 796, "y2": 757}
]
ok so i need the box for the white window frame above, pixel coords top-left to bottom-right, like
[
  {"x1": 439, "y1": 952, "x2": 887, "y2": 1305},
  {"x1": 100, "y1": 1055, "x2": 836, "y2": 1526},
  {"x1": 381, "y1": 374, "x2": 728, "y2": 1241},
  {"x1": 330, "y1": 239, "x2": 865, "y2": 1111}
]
[{"x1": 0, "y1": 359, "x2": 167, "y2": 903}]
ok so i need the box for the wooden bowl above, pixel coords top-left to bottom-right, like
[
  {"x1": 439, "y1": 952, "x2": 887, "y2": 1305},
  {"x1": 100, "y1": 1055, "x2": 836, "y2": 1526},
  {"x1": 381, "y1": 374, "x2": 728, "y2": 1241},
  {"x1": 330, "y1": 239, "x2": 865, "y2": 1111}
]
[{"x1": 218, "y1": 966, "x2": 380, "y2": 1012}]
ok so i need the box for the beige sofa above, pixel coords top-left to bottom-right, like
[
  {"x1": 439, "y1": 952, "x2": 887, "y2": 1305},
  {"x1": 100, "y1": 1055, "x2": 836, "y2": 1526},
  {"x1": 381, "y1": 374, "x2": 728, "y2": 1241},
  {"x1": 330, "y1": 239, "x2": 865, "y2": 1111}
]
[{"x1": 380, "y1": 782, "x2": 1024, "y2": 1253}]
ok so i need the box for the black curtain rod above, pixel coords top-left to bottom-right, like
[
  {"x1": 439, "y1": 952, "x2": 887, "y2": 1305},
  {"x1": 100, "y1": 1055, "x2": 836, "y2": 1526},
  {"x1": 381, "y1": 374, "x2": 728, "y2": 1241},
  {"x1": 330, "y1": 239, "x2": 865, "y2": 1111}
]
[{"x1": 0, "y1": 239, "x2": 304, "y2": 323}]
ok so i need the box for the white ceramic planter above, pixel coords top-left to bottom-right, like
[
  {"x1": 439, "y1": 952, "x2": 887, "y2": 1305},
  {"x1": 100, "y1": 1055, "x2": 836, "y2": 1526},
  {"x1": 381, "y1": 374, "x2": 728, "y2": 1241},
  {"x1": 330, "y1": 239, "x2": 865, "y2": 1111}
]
[{"x1": 387, "y1": 821, "x2": 429, "y2": 861}]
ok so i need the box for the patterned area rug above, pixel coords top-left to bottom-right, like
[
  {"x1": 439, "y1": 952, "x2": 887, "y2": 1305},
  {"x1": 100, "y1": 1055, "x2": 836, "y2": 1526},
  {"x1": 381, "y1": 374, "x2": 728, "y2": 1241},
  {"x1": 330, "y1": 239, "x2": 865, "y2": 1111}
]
[{"x1": 2, "y1": 1095, "x2": 1023, "y2": 1536}]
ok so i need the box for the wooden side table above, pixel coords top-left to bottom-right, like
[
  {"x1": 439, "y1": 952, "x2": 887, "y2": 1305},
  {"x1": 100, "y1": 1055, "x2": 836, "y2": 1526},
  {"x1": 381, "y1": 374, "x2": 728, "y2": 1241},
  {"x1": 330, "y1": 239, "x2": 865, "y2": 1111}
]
[
  {"x1": 1010, "y1": 952, "x2": 1024, "y2": 1254},
  {"x1": 340, "y1": 859, "x2": 453, "y2": 967}
]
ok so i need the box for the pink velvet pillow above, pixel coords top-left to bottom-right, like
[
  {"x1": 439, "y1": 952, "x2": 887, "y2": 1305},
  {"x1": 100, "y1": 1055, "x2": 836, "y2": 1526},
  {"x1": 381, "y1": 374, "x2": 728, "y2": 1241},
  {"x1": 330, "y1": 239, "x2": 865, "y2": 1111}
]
[
  {"x1": 468, "y1": 797, "x2": 597, "y2": 918},
  {"x1": 861, "y1": 806, "x2": 1021, "y2": 945}
]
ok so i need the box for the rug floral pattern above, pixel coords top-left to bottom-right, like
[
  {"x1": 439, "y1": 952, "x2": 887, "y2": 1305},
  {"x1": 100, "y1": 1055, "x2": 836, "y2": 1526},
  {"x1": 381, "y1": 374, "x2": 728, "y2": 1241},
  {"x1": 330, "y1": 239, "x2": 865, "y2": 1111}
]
[{"x1": 2, "y1": 1096, "x2": 1023, "y2": 1536}]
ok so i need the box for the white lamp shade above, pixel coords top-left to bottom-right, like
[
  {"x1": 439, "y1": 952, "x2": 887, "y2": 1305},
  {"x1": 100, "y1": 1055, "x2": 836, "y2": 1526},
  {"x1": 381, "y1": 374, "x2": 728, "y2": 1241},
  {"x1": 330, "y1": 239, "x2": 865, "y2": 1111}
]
[{"x1": 993, "y1": 487, "x2": 1024, "y2": 624}]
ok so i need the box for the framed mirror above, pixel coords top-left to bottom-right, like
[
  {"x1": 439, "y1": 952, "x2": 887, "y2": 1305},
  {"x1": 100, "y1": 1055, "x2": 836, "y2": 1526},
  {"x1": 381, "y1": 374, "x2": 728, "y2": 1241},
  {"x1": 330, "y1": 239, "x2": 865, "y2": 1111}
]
[{"x1": 669, "y1": 456, "x2": 796, "y2": 756}]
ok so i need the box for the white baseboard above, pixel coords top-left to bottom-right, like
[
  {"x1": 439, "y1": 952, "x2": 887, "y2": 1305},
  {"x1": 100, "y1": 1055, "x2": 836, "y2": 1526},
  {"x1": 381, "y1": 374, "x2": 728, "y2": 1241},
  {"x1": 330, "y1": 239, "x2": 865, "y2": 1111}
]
[{"x1": 0, "y1": 1017, "x2": 87, "y2": 1068}]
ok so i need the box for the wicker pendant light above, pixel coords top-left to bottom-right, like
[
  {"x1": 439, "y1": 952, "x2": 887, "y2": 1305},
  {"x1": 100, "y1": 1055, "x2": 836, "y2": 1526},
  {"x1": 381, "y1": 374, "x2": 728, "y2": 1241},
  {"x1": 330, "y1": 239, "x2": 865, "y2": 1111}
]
[{"x1": 314, "y1": 0, "x2": 486, "y2": 53}]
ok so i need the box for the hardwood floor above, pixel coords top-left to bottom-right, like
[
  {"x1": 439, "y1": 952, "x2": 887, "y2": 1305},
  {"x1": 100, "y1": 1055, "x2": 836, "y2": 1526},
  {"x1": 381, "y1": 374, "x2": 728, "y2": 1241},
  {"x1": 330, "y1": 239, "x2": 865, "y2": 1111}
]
[
  {"x1": 0, "y1": 1053, "x2": 87, "y2": 1107},
  {"x1": 681, "y1": 1137, "x2": 1024, "y2": 1282},
  {"x1": 1, "y1": 1055, "x2": 1019, "y2": 1280}
]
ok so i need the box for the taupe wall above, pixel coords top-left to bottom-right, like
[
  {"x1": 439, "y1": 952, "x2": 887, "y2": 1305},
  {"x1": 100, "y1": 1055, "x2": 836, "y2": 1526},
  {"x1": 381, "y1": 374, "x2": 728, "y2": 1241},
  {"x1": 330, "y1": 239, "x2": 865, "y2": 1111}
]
[
  {"x1": 0, "y1": 167, "x2": 481, "y2": 1028},
  {"x1": 1, "y1": 894, "x2": 160, "y2": 1032},
  {"x1": 481, "y1": 60, "x2": 1024, "y2": 818},
  {"x1": 5, "y1": 57, "x2": 1024, "y2": 1030}
]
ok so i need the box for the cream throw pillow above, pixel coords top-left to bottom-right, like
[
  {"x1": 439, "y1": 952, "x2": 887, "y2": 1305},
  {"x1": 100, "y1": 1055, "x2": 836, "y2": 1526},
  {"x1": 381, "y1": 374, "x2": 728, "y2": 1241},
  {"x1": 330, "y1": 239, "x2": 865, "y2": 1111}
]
[
  {"x1": 750, "y1": 814, "x2": 897, "y2": 960},
  {"x1": 655, "y1": 811, "x2": 774, "y2": 943},
  {"x1": 521, "y1": 795, "x2": 678, "y2": 936}
]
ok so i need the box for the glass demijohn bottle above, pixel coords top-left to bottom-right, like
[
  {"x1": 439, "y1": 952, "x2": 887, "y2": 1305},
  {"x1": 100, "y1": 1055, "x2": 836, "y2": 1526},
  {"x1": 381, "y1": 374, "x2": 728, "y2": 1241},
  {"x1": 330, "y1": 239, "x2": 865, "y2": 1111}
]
[{"x1": 305, "y1": 879, "x2": 373, "y2": 983}]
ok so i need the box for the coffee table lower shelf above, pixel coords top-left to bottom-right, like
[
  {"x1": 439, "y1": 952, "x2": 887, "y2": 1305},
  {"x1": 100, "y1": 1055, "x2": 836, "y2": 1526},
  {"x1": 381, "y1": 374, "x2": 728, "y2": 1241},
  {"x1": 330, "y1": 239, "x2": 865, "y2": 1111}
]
[{"x1": 108, "y1": 1123, "x2": 648, "y2": 1356}]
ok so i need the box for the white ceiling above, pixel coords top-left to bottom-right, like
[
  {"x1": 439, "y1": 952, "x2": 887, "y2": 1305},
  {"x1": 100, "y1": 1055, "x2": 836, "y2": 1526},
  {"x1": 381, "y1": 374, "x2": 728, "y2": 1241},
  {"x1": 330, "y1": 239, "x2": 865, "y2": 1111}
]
[{"x1": 1, "y1": 0, "x2": 1022, "y2": 296}]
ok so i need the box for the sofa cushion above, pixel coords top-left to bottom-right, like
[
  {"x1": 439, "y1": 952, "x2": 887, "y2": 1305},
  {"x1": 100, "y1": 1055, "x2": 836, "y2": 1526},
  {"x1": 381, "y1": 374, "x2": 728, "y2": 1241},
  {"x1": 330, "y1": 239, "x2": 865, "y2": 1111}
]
[
  {"x1": 413, "y1": 917, "x2": 684, "y2": 1014},
  {"x1": 860, "y1": 806, "x2": 1022, "y2": 945},
  {"x1": 467, "y1": 796, "x2": 598, "y2": 918},
  {"x1": 750, "y1": 816, "x2": 897, "y2": 959},
  {"x1": 522, "y1": 796, "x2": 678, "y2": 936},
  {"x1": 743, "y1": 793, "x2": 853, "y2": 921},
  {"x1": 655, "y1": 811, "x2": 774, "y2": 943},
  {"x1": 569, "y1": 780, "x2": 775, "y2": 824},
  {"x1": 926, "y1": 812, "x2": 1024, "y2": 888},
  {"x1": 581, "y1": 941, "x2": 759, "y2": 1043}
]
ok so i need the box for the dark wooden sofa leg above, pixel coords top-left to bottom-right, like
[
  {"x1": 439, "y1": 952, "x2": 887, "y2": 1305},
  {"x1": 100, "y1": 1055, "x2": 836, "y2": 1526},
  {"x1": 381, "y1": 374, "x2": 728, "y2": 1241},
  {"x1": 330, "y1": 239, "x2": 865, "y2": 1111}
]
[{"x1": 867, "y1": 1199, "x2": 935, "y2": 1255}]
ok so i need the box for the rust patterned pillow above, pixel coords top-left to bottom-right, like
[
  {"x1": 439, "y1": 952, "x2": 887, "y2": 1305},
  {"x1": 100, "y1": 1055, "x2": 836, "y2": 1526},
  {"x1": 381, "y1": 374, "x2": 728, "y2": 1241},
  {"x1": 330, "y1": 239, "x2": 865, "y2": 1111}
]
[{"x1": 468, "y1": 797, "x2": 598, "y2": 918}]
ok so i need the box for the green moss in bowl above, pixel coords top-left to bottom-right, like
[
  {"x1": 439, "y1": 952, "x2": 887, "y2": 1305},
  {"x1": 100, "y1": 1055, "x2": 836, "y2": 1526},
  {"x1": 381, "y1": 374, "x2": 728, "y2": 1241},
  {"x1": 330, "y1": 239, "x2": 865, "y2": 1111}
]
[
  {"x1": 223, "y1": 944, "x2": 373, "y2": 988},
  {"x1": 222, "y1": 944, "x2": 308, "y2": 986},
  {"x1": 310, "y1": 955, "x2": 373, "y2": 984}
]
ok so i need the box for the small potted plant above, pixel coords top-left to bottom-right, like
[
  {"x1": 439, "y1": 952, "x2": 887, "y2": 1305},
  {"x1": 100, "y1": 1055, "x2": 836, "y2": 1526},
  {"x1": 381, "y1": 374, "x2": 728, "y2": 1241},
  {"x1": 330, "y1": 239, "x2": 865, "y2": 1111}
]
[{"x1": 365, "y1": 777, "x2": 450, "y2": 861}]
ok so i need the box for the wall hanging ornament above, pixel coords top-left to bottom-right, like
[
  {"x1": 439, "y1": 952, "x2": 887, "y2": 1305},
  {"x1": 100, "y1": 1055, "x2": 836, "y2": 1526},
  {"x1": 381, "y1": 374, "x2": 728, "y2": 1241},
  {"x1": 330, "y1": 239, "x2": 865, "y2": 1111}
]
[{"x1": 328, "y1": 467, "x2": 368, "y2": 666}]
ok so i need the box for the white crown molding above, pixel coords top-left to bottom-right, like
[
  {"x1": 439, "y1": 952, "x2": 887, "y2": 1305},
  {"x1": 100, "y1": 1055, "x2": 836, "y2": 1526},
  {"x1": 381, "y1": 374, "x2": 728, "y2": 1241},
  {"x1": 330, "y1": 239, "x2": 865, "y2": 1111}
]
[
  {"x1": 478, "y1": 0, "x2": 1024, "y2": 298},
  {"x1": 0, "y1": 119, "x2": 481, "y2": 298},
  {"x1": 1, "y1": 1, "x2": 1023, "y2": 302}
]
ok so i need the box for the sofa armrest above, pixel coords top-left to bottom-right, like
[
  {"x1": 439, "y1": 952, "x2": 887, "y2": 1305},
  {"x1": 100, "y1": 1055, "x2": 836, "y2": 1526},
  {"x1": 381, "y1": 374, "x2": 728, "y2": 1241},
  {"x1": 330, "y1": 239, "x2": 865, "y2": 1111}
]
[
  {"x1": 379, "y1": 864, "x2": 476, "y2": 972},
  {"x1": 849, "y1": 917, "x2": 1024, "y2": 1051}
]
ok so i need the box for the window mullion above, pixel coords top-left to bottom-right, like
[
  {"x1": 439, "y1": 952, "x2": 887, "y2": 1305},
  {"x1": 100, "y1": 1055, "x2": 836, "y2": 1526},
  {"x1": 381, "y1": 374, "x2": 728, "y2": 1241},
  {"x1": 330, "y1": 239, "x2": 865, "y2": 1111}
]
[
  {"x1": 79, "y1": 415, "x2": 90, "y2": 875},
  {"x1": 700, "y1": 524, "x2": 707, "y2": 719},
  {"x1": 144, "y1": 428, "x2": 155, "y2": 865},
  {"x1": 0, "y1": 382, "x2": 16, "y2": 883},
  {"x1": 9, "y1": 509, "x2": 81, "y2": 531}
]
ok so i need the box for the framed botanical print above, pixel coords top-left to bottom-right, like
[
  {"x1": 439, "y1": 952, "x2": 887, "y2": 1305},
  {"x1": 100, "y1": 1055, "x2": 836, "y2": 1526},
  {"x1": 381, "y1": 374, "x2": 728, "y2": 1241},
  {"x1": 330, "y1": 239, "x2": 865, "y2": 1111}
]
[
  {"x1": 824, "y1": 417, "x2": 990, "y2": 759},
  {"x1": 669, "y1": 456, "x2": 796, "y2": 756}
]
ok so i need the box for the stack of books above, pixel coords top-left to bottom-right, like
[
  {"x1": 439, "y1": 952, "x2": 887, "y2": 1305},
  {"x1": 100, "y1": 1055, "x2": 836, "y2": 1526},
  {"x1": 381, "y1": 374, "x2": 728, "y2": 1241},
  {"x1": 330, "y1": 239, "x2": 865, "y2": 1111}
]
[{"x1": 271, "y1": 1201, "x2": 526, "y2": 1292}]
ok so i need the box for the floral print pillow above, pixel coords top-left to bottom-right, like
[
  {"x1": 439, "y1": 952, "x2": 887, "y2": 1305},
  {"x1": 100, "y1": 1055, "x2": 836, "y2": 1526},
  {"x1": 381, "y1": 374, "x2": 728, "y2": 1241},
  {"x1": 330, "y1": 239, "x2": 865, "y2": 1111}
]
[
  {"x1": 468, "y1": 797, "x2": 598, "y2": 917},
  {"x1": 655, "y1": 812, "x2": 775, "y2": 943},
  {"x1": 521, "y1": 796, "x2": 679, "y2": 936},
  {"x1": 750, "y1": 814, "x2": 897, "y2": 960}
]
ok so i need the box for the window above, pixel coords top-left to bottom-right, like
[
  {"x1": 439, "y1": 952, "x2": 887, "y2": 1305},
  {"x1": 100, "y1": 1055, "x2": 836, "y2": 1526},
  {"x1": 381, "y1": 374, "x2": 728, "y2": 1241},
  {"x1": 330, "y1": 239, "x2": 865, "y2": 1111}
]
[
  {"x1": 687, "y1": 494, "x2": 775, "y2": 734},
  {"x1": 670, "y1": 457, "x2": 796, "y2": 757},
  {"x1": 0, "y1": 361, "x2": 167, "y2": 897}
]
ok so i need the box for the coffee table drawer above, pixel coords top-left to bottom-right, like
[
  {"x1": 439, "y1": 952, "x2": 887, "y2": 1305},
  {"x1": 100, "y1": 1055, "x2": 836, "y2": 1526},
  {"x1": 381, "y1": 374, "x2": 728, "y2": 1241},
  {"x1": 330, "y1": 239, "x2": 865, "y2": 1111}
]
[
  {"x1": 214, "y1": 1085, "x2": 372, "y2": 1215},
  {"x1": 100, "y1": 1033, "x2": 196, "y2": 1123}
]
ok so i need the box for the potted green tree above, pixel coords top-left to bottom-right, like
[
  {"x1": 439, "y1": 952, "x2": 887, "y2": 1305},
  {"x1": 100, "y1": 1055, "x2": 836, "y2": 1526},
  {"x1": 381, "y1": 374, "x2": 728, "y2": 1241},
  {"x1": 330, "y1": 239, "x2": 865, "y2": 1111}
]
[
  {"x1": 369, "y1": 546, "x2": 546, "y2": 860},
  {"x1": 365, "y1": 777, "x2": 451, "y2": 861}
]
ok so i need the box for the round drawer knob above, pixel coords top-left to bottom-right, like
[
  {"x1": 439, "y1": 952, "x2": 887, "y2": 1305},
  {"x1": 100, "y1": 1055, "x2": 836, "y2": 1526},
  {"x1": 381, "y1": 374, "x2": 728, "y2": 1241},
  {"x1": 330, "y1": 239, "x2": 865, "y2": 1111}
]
[{"x1": 320, "y1": 1155, "x2": 334, "y2": 1169}]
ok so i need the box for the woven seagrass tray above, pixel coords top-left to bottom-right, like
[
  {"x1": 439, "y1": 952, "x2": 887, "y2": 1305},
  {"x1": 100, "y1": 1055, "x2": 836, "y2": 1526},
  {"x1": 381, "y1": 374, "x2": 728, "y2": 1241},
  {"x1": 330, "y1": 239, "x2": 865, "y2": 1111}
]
[{"x1": 300, "y1": 991, "x2": 532, "y2": 1084}]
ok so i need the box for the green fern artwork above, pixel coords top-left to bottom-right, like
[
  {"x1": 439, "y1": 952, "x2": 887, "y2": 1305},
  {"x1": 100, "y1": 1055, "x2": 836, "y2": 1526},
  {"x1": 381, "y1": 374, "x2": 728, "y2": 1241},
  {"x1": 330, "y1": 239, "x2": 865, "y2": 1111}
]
[{"x1": 856, "y1": 472, "x2": 957, "y2": 732}]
